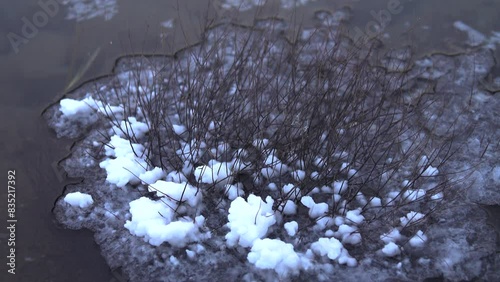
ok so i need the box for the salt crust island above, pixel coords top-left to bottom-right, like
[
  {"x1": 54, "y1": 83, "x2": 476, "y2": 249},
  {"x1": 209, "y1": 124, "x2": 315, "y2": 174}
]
[{"x1": 45, "y1": 13, "x2": 500, "y2": 282}]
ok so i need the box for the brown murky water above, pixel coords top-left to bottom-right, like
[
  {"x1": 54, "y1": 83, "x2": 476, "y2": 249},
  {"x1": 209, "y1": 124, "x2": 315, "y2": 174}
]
[{"x1": 0, "y1": 0, "x2": 498, "y2": 281}]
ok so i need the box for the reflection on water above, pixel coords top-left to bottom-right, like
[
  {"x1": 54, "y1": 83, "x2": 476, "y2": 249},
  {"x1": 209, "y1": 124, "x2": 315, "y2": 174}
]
[
  {"x1": 347, "y1": 0, "x2": 500, "y2": 55},
  {"x1": 0, "y1": 0, "x2": 499, "y2": 281},
  {"x1": 63, "y1": 0, "x2": 118, "y2": 22}
]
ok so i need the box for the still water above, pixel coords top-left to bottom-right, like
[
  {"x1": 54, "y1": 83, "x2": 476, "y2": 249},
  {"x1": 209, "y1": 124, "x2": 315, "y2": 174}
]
[{"x1": 0, "y1": 0, "x2": 498, "y2": 281}]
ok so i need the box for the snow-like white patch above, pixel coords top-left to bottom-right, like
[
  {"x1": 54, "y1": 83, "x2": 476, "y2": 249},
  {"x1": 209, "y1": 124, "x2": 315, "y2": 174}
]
[
  {"x1": 223, "y1": 183, "x2": 244, "y2": 200},
  {"x1": 311, "y1": 237, "x2": 357, "y2": 266},
  {"x1": 418, "y1": 156, "x2": 439, "y2": 177},
  {"x1": 283, "y1": 184, "x2": 301, "y2": 200},
  {"x1": 64, "y1": 192, "x2": 94, "y2": 208},
  {"x1": 280, "y1": 200, "x2": 297, "y2": 215},
  {"x1": 221, "y1": 0, "x2": 264, "y2": 11},
  {"x1": 310, "y1": 171, "x2": 320, "y2": 180},
  {"x1": 291, "y1": 170, "x2": 306, "y2": 181},
  {"x1": 314, "y1": 157, "x2": 326, "y2": 168},
  {"x1": 403, "y1": 189, "x2": 426, "y2": 202},
  {"x1": 334, "y1": 216, "x2": 344, "y2": 226},
  {"x1": 267, "y1": 182, "x2": 277, "y2": 191},
  {"x1": 113, "y1": 117, "x2": 149, "y2": 139},
  {"x1": 172, "y1": 124, "x2": 187, "y2": 135},
  {"x1": 332, "y1": 180, "x2": 348, "y2": 194},
  {"x1": 248, "y1": 238, "x2": 310, "y2": 277},
  {"x1": 380, "y1": 228, "x2": 402, "y2": 244},
  {"x1": 345, "y1": 209, "x2": 365, "y2": 225},
  {"x1": 99, "y1": 135, "x2": 147, "y2": 188},
  {"x1": 314, "y1": 8, "x2": 350, "y2": 27},
  {"x1": 369, "y1": 197, "x2": 382, "y2": 207},
  {"x1": 139, "y1": 167, "x2": 165, "y2": 185},
  {"x1": 261, "y1": 150, "x2": 288, "y2": 179},
  {"x1": 384, "y1": 191, "x2": 401, "y2": 206},
  {"x1": 422, "y1": 166, "x2": 439, "y2": 177},
  {"x1": 492, "y1": 166, "x2": 500, "y2": 183},
  {"x1": 314, "y1": 216, "x2": 335, "y2": 231},
  {"x1": 232, "y1": 158, "x2": 252, "y2": 173},
  {"x1": 320, "y1": 185, "x2": 333, "y2": 193},
  {"x1": 381, "y1": 242, "x2": 401, "y2": 257},
  {"x1": 194, "y1": 165, "x2": 214, "y2": 184},
  {"x1": 63, "y1": 0, "x2": 118, "y2": 22},
  {"x1": 161, "y1": 19, "x2": 174, "y2": 29},
  {"x1": 124, "y1": 197, "x2": 208, "y2": 247},
  {"x1": 453, "y1": 21, "x2": 487, "y2": 47},
  {"x1": 148, "y1": 180, "x2": 201, "y2": 209},
  {"x1": 166, "y1": 171, "x2": 188, "y2": 183},
  {"x1": 284, "y1": 221, "x2": 298, "y2": 237},
  {"x1": 280, "y1": 0, "x2": 317, "y2": 9},
  {"x1": 253, "y1": 138, "x2": 269, "y2": 150},
  {"x1": 355, "y1": 192, "x2": 368, "y2": 205},
  {"x1": 409, "y1": 230, "x2": 428, "y2": 248},
  {"x1": 59, "y1": 97, "x2": 97, "y2": 117},
  {"x1": 435, "y1": 239, "x2": 465, "y2": 276},
  {"x1": 221, "y1": 0, "x2": 317, "y2": 11},
  {"x1": 415, "y1": 58, "x2": 433, "y2": 68},
  {"x1": 169, "y1": 255, "x2": 179, "y2": 265},
  {"x1": 176, "y1": 140, "x2": 205, "y2": 163},
  {"x1": 431, "y1": 192, "x2": 444, "y2": 201},
  {"x1": 300, "y1": 196, "x2": 328, "y2": 218},
  {"x1": 311, "y1": 237, "x2": 342, "y2": 260},
  {"x1": 194, "y1": 161, "x2": 233, "y2": 186},
  {"x1": 186, "y1": 249, "x2": 196, "y2": 259},
  {"x1": 400, "y1": 211, "x2": 425, "y2": 227},
  {"x1": 226, "y1": 195, "x2": 276, "y2": 248},
  {"x1": 103, "y1": 135, "x2": 145, "y2": 158},
  {"x1": 124, "y1": 197, "x2": 172, "y2": 232},
  {"x1": 334, "y1": 224, "x2": 362, "y2": 245}
]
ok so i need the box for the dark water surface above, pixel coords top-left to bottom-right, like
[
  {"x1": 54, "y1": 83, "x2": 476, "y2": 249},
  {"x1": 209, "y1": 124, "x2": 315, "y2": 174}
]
[{"x1": 0, "y1": 0, "x2": 498, "y2": 281}]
